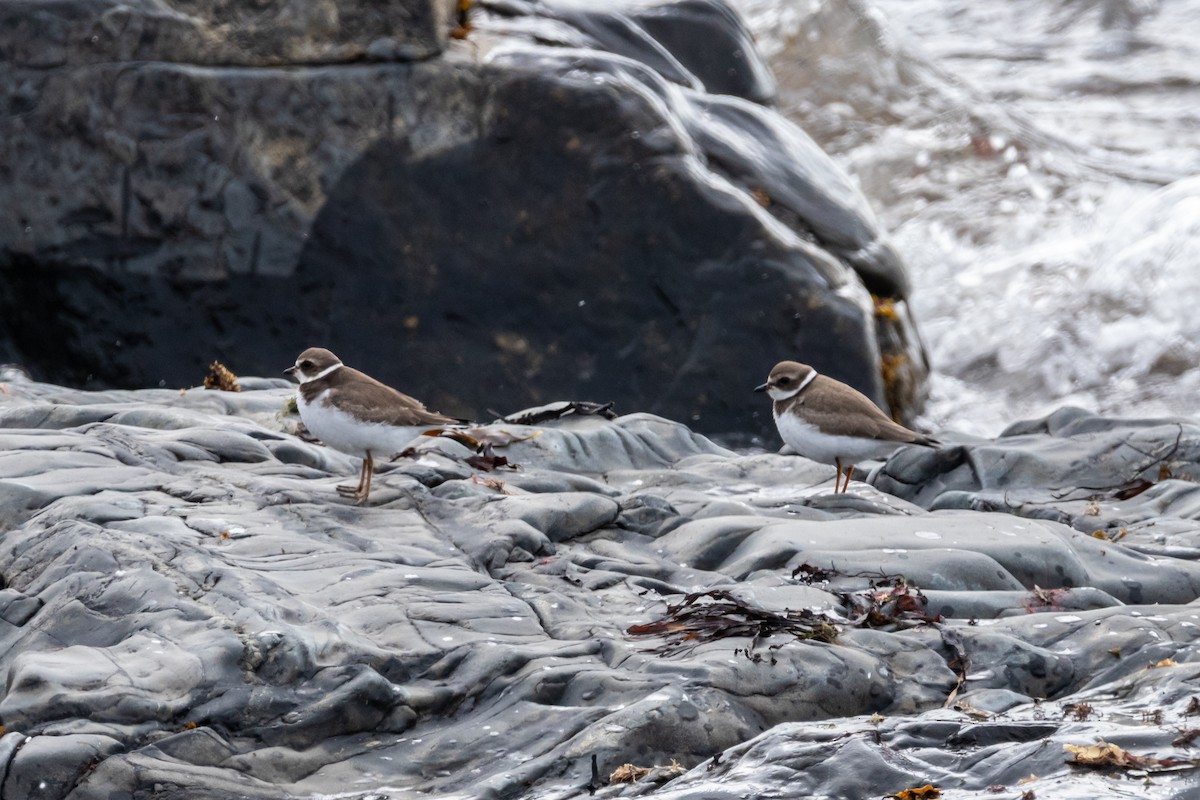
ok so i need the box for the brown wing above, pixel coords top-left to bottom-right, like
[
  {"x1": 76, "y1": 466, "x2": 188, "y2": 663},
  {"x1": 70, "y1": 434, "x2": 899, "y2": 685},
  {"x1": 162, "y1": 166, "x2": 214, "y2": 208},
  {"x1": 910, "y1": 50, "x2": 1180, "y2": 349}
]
[
  {"x1": 328, "y1": 367, "x2": 459, "y2": 427},
  {"x1": 798, "y1": 376, "x2": 936, "y2": 445}
]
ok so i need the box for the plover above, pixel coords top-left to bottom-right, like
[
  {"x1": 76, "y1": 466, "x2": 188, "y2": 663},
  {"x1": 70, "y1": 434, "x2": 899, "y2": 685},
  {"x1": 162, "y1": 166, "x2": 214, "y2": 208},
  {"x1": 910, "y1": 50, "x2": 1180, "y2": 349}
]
[
  {"x1": 756, "y1": 360, "x2": 937, "y2": 493},
  {"x1": 286, "y1": 347, "x2": 458, "y2": 504}
]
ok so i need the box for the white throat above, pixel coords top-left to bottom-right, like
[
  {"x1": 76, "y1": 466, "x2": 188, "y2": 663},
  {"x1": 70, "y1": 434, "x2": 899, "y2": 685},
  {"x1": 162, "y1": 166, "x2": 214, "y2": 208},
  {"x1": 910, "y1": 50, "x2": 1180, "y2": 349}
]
[
  {"x1": 768, "y1": 369, "x2": 817, "y2": 401},
  {"x1": 299, "y1": 361, "x2": 342, "y2": 383}
]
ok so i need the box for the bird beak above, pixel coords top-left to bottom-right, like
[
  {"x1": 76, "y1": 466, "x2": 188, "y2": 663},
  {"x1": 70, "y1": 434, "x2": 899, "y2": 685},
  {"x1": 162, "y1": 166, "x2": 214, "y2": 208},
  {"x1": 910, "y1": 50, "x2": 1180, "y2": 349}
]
[
  {"x1": 284, "y1": 366, "x2": 296, "y2": 376},
  {"x1": 754, "y1": 382, "x2": 769, "y2": 393}
]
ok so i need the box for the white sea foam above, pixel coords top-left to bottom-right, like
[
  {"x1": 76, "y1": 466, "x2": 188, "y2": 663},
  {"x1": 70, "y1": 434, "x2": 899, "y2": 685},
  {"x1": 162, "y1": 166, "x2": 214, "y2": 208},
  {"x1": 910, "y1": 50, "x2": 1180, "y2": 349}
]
[{"x1": 732, "y1": 0, "x2": 1200, "y2": 435}]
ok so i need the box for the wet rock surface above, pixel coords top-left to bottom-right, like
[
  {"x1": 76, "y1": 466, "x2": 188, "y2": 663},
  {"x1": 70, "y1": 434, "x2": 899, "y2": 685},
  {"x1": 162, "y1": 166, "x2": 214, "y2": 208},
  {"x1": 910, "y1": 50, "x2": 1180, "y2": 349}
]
[
  {"x1": 2, "y1": 378, "x2": 1200, "y2": 799},
  {"x1": 878, "y1": 407, "x2": 1200, "y2": 549},
  {"x1": 0, "y1": 0, "x2": 926, "y2": 437}
]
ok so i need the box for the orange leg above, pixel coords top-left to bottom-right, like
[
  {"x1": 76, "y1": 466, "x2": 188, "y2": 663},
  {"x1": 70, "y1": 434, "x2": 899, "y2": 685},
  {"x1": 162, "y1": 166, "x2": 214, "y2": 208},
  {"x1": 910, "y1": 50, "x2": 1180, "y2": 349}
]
[
  {"x1": 832, "y1": 459, "x2": 857, "y2": 493},
  {"x1": 358, "y1": 451, "x2": 374, "y2": 504},
  {"x1": 337, "y1": 451, "x2": 375, "y2": 502},
  {"x1": 337, "y1": 458, "x2": 366, "y2": 496}
]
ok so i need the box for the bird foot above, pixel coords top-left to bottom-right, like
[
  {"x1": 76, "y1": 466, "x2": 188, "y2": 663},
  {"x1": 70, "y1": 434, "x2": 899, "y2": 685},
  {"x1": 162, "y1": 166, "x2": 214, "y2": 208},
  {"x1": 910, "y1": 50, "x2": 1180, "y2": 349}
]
[{"x1": 337, "y1": 485, "x2": 371, "y2": 504}]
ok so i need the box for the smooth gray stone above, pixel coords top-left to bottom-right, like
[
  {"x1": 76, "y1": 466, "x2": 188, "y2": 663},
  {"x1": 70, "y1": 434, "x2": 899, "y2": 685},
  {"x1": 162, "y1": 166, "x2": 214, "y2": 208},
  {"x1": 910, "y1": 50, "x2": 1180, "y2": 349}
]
[
  {"x1": 500, "y1": 414, "x2": 733, "y2": 474},
  {"x1": 468, "y1": 519, "x2": 557, "y2": 570},
  {"x1": 502, "y1": 471, "x2": 619, "y2": 497},
  {"x1": 71, "y1": 751, "x2": 292, "y2": 800},
  {"x1": 953, "y1": 630, "x2": 1075, "y2": 699},
  {"x1": 835, "y1": 628, "x2": 958, "y2": 714},
  {"x1": 876, "y1": 409, "x2": 1200, "y2": 531},
  {"x1": 143, "y1": 726, "x2": 237, "y2": 767},
  {"x1": 262, "y1": 439, "x2": 345, "y2": 470},
  {"x1": 0, "y1": 731, "x2": 28, "y2": 791},
  {"x1": 617, "y1": 493, "x2": 683, "y2": 536},
  {"x1": 167, "y1": 428, "x2": 274, "y2": 463},
  {"x1": 0, "y1": 481, "x2": 54, "y2": 529},
  {"x1": 486, "y1": 493, "x2": 622, "y2": 543},
  {"x1": 0, "y1": 589, "x2": 42, "y2": 627},
  {"x1": 960, "y1": 689, "x2": 1037, "y2": 713},
  {"x1": 922, "y1": 586, "x2": 1122, "y2": 620},
  {"x1": 250, "y1": 664, "x2": 401, "y2": 749},
  {"x1": 659, "y1": 511, "x2": 1200, "y2": 604},
  {"x1": 1, "y1": 378, "x2": 1200, "y2": 798},
  {"x1": 0, "y1": 404, "x2": 117, "y2": 430},
  {"x1": 2, "y1": 732, "x2": 123, "y2": 799},
  {"x1": 107, "y1": 406, "x2": 231, "y2": 431}
]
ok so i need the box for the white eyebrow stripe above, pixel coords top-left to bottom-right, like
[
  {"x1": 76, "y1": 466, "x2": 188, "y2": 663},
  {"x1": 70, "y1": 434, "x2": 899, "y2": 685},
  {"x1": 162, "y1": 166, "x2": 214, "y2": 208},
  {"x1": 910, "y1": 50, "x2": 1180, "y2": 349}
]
[{"x1": 302, "y1": 361, "x2": 343, "y2": 383}]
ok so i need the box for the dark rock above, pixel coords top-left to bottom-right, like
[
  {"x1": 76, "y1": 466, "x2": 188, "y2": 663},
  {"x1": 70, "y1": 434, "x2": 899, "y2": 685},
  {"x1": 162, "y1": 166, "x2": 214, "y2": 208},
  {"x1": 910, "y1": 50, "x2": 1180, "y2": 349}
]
[
  {"x1": 0, "y1": 0, "x2": 927, "y2": 438},
  {"x1": 299, "y1": 45, "x2": 903, "y2": 438},
  {"x1": 0, "y1": 0, "x2": 456, "y2": 67},
  {"x1": 490, "y1": 0, "x2": 777, "y2": 103},
  {"x1": 628, "y1": 0, "x2": 777, "y2": 102}
]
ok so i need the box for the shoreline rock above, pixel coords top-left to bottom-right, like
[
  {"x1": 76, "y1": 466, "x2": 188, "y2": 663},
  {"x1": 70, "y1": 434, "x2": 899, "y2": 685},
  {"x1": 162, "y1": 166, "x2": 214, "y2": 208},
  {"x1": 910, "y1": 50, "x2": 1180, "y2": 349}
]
[
  {"x1": 1, "y1": 377, "x2": 1198, "y2": 798},
  {"x1": 0, "y1": 0, "x2": 928, "y2": 437}
]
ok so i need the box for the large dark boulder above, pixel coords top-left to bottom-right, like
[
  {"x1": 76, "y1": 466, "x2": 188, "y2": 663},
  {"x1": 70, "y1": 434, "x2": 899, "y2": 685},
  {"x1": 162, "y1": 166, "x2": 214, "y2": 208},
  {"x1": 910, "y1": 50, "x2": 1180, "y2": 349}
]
[
  {"x1": 0, "y1": 0, "x2": 928, "y2": 438},
  {"x1": 298, "y1": 48, "x2": 897, "y2": 431}
]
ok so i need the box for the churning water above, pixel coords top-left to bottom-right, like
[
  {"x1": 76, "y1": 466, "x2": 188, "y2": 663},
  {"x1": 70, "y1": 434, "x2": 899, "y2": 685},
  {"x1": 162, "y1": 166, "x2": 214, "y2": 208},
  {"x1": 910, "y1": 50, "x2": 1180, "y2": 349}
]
[{"x1": 735, "y1": 0, "x2": 1200, "y2": 435}]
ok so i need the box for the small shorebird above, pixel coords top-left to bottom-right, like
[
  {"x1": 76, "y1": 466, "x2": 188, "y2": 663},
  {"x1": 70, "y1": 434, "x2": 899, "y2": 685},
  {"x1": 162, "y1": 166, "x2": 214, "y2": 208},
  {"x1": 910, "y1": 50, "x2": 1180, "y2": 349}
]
[
  {"x1": 285, "y1": 347, "x2": 458, "y2": 504},
  {"x1": 756, "y1": 360, "x2": 938, "y2": 493}
]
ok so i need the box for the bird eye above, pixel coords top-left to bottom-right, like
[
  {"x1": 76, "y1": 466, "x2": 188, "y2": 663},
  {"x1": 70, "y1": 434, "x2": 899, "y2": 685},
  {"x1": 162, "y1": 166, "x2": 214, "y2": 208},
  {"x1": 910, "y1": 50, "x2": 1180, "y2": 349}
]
[
  {"x1": 777, "y1": 377, "x2": 792, "y2": 385},
  {"x1": 300, "y1": 360, "x2": 313, "y2": 369}
]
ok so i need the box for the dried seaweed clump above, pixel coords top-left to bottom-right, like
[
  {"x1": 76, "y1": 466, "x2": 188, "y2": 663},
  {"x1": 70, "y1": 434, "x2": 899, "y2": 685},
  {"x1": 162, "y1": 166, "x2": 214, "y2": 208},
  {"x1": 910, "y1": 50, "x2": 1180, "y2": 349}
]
[
  {"x1": 1064, "y1": 740, "x2": 1193, "y2": 770},
  {"x1": 203, "y1": 361, "x2": 240, "y2": 392},
  {"x1": 608, "y1": 759, "x2": 684, "y2": 785},
  {"x1": 889, "y1": 785, "x2": 940, "y2": 799},
  {"x1": 627, "y1": 589, "x2": 839, "y2": 658}
]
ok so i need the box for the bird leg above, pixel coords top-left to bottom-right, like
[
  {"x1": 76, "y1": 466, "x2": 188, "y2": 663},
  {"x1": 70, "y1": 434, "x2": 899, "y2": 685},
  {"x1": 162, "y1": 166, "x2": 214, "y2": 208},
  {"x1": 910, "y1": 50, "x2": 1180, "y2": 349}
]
[
  {"x1": 356, "y1": 451, "x2": 375, "y2": 504},
  {"x1": 832, "y1": 460, "x2": 857, "y2": 493},
  {"x1": 337, "y1": 451, "x2": 374, "y2": 502},
  {"x1": 337, "y1": 457, "x2": 366, "y2": 497}
]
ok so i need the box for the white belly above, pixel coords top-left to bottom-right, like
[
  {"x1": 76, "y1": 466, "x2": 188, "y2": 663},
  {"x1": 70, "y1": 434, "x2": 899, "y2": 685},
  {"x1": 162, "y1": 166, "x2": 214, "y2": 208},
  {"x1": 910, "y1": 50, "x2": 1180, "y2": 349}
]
[
  {"x1": 297, "y1": 390, "x2": 428, "y2": 458},
  {"x1": 774, "y1": 410, "x2": 908, "y2": 465}
]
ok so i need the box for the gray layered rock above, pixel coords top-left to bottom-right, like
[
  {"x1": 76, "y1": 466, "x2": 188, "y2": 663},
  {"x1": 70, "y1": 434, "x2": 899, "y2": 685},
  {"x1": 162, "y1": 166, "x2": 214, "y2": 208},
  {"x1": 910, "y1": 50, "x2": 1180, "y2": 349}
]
[
  {"x1": 875, "y1": 406, "x2": 1200, "y2": 551},
  {"x1": 0, "y1": 0, "x2": 926, "y2": 438},
  {"x1": 2, "y1": 376, "x2": 1200, "y2": 798}
]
